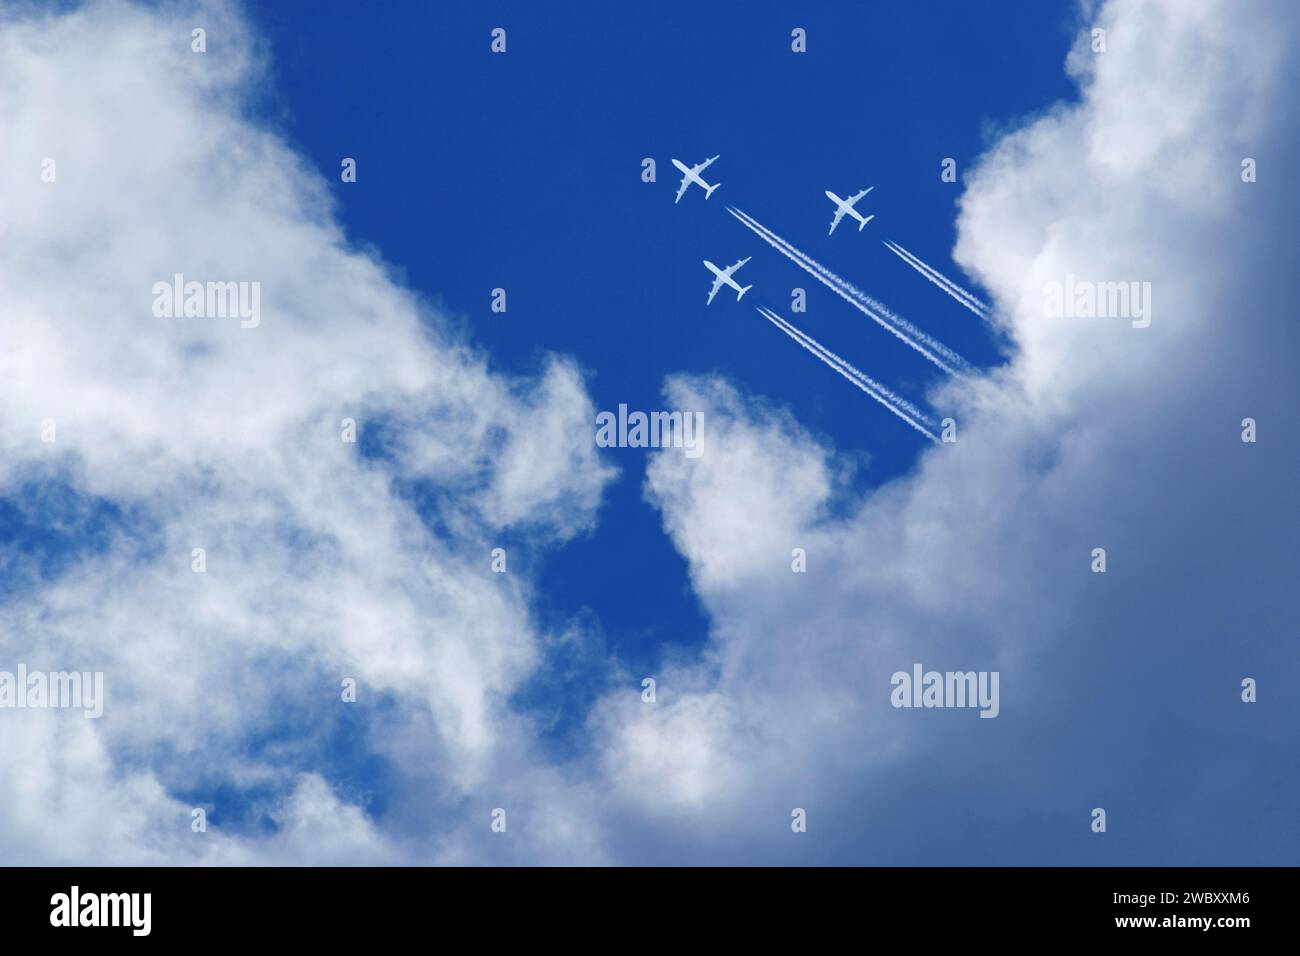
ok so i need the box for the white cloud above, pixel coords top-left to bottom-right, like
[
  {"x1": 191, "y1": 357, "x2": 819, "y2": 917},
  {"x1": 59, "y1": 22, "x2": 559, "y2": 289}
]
[
  {"x1": 591, "y1": 0, "x2": 1300, "y2": 861},
  {"x1": 0, "y1": 0, "x2": 614, "y2": 863},
  {"x1": 2, "y1": 0, "x2": 1295, "y2": 865}
]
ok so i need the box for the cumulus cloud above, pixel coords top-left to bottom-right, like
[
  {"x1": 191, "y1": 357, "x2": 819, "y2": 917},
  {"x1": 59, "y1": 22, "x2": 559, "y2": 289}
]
[
  {"x1": 595, "y1": 0, "x2": 1299, "y2": 863},
  {"x1": 2, "y1": 0, "x2": 1296, "y2": 866},
  {"x1": 0, "y1": 0, "x2": 614, "y2": 863}
]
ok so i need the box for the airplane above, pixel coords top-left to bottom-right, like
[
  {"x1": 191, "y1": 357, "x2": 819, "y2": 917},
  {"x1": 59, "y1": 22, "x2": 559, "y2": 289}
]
[
  {"x1": 825, "y1": 186, "x2": 875, "y2": 235},
  {"x1": 672, "y1": 155, "x2": 720, "y2": 203},
  {"x1": 703, "y1": 256, "x2": 752, "y2": 304}
]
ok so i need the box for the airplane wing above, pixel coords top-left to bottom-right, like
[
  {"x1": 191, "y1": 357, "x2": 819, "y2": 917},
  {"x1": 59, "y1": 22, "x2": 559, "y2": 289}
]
[
  {"x1": 829, "y1": 207, "x2": 847, "y2": 235},
  {"x1": 707, "y1": 275, "x2": 725, "y2": 304},
  {"x1": 675, "y1": 176, "x2": 691, "y2": 203},
  {"x1": 849, "y1": 186, "x2": 874, "y2": 205},
  {"x1": 724, "y1": 256, "x2": 750, "y2": 276},
  {"x1": 696, "y1": 155, "x2": 719, "y2": 173}
]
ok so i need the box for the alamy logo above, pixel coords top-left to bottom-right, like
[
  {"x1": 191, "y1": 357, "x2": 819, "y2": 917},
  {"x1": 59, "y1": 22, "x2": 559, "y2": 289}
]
[
  {"x1": 1043, "y1": 274, "x2": 1152, "y2": 328},
  {"x1": 152, "y1": 273, "x2": 261, "y2": 328},
  {"x1": 890, "y1": 663, "x2": 1000, "y2": 718},
  {"x1": 595, "y1": 404, "x2": 704, "y2": 458},
  {"x1": 50, "y1": 886, "x2": 151, "y2": 936},
  {"x1": 0, "y1": 664, "x2": 104, "y2": 718}
]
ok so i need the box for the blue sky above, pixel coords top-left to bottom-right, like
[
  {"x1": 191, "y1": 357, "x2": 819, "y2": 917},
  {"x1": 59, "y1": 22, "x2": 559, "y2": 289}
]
[
  {"x1": 248, "y1": 0, "x2": 1078, "y2": 679},
  {"x1": 0, "y1": 0, "x2": 1296, "y2": 866}
]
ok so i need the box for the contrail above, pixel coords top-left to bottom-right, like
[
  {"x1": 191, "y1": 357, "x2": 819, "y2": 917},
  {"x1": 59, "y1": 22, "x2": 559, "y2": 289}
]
[
  {"x1": 883, "y1": 240, "x2": 989, "y2": 317},
  {"x1": 728, "y1": 206, "x2": 972, "y2": 376},
  {"x1": 882, "y1": 239, "x2": 990, "y2": 318},
  {"x1": 755, "y1": 306, "x2": 939, "y2": 442},
  {"x1": 756, "y1": 306, "x2": 938, "y2": 441}
]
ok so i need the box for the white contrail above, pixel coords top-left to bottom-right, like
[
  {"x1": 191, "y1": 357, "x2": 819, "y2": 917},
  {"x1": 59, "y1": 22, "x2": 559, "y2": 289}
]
[
  {"x1": 883, "y1": 240, "x2": 989, "y2": 317},
  {"x1": 756, "y1": 306, "x2": 938, "y2": 441},
  {"x1": 728, "y1": 206, "x2": 973, "y2": 376},
  {"x1": 882, "y1": 239, "x2": 990, "y2": 318},
  {"x1": 755, "y1": 306, "x2": 939, "y2": 442}
]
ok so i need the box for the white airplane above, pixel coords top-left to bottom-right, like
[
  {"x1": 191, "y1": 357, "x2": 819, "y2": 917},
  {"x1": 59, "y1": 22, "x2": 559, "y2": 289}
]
[
  {"x1": 825, "y1": 186, "x2": 875, "y2": 235},
  {"x1": 703, "y1": 256, "x2": 752, "y2": 304},
  {"x1": 672, "y1": 155, "x2": 720, "y2": 203}
]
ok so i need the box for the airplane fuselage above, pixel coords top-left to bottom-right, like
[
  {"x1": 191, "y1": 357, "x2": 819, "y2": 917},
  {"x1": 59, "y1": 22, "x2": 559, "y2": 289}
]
[
  {"x1": 826, "y1": 190, "x2": 868, "y2": 224},
  {"x1": 672, "y1": 156, "x2": 720, "y2": 202},
  {"x1": 703, "y1": 260, "x2": 743, "y2": 293},
  {"x1": 702, "y1": 256, "x2": 752, "y2": 303},
  {"x1": 825, "y1": 188, "x2": 874, "y2": 234}
]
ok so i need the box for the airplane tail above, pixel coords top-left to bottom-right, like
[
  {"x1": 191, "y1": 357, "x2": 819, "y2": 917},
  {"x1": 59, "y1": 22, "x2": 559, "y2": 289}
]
[
  {"x1": 858, "y1": 214, "x2": 874, "y2": 232},
  {"x1": 737, "y1": 284, "x2": 752, "y2": 300},
  {"x1": 704, "y1": 182, "x2": 720, "y2": 199}
]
